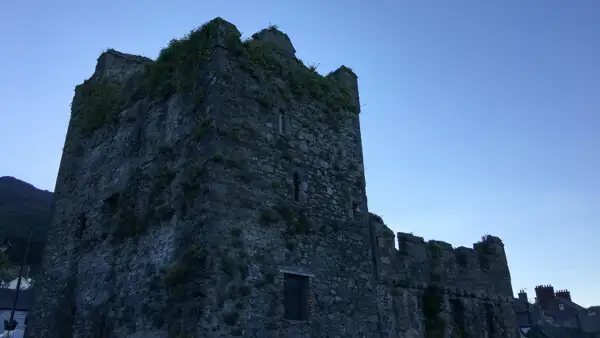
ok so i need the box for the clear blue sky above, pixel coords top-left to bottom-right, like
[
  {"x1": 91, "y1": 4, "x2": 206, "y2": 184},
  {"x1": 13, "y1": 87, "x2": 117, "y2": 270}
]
[{"x1": 1, "y1": 1, "x2": 599, "y2": 306}]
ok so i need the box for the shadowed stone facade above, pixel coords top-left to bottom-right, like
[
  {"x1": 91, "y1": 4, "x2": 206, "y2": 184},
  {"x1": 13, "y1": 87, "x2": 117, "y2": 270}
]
[{"x1": 26, "y1": 18, "x2": 519, "y2": 338}]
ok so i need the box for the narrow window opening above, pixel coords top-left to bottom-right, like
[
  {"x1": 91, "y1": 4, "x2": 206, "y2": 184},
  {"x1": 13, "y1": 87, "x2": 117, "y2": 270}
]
[
  {"x1": 283, "y1": 273, "x2": 310, "y2": 321},
  {"x1": 75, "y1": 214, "x2": 87, "y2": 240},
  {"x1": 450, "y1": 299, "x2": 468, "y2": 337},
  {"x1": 484, "y1": 303, "x2": 496, "y2": 335},
  {"x1": 558, "y1": 304, "x2": 564, "y2": 311},
  {"x1": 293, "y1": 172, "x2": 300, "y2": 202},
  {"x1": 278, "y1": 113, "x2": 287, "y2": 135},
  {"x1": 352, "y1": 201, "x2": 360, "y2": 217}
]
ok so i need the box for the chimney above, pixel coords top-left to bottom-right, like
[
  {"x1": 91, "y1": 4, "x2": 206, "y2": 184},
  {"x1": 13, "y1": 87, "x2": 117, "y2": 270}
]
[
  {"x1": 518, "y1": 289, "x2": 529, "y2": 304},
  {"x1": 534, "y1": 285, "x2": 555, "y2": 307},
  {"x1": 555, "y1": 289, "x2": 572, "y2": 301}
]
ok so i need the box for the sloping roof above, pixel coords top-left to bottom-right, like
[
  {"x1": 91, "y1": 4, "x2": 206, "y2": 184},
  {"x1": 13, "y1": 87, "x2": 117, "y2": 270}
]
[
  {"x1": 539, "y1": 324, "x2": 585, "y2": 338},
  {"x1": 555, "y1": 297, "x2": 587, "y2": 312},
  {"x1": 3, "y1": 277, "x2": 32, "y2": 289},
  {"x1": 0, "y1": 288, "x2": 34, "y2": 311}
]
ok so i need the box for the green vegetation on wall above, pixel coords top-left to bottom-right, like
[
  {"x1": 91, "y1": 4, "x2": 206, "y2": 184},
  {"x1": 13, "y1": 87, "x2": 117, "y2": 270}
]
[
  {"x1": 70, "y1": 19, "x2": 359, "y2": 136},
  {"x1": 237, "y1": 37, "x2": 357, "y2": 131},
  {"x1": 422, "y1": 284, "x2": 445, "y2": 338},
  {"x1": 71, "y1": 79, "x2": 125, "y2": 135}
]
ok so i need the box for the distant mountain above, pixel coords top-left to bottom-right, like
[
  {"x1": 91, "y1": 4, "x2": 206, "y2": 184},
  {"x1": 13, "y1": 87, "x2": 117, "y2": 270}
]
[{"x1": 0, "y1": 176, "x2": 53, "y2": 274}]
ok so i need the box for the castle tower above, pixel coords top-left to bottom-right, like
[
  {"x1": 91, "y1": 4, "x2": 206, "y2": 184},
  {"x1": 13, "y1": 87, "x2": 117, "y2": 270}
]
[
  {"x1": 26, "y1": 18, "x2": 380, "y2": 337},
  {"x1": 473, "y1": 235, "x2": 514, "y2": 296}
]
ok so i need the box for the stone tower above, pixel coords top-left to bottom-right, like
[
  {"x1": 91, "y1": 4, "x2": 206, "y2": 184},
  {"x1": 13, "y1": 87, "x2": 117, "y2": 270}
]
[{"x1": 27, "y1": 18, "x2": 380, "y2": 337}]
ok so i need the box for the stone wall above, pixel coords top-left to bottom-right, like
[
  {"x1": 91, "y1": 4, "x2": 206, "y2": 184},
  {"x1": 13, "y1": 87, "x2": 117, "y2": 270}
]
[
  {"x1": 370, "y1": 214, "x2": 519, "y2": 337},
  {"x1": 27, "y1": 17, "x2": 519, "y2": 338}
]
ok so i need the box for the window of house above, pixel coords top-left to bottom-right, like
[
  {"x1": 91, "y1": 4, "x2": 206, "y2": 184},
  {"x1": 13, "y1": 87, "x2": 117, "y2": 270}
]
[
  {"x1": 283, "y1": 273, "x2": 310, "y2": 321},
  {"x1": 293, "y1": 172, "x2": 300, "y2": 202},
  {"x1": 589, "y1": 312, "x2": 596, "y2": 316},
  {"x1": 558, "y1": 304, "x2": 564, "y2": 311}
]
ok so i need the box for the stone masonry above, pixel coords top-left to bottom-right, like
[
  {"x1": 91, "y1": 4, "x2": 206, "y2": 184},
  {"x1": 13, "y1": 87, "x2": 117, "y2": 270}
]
[{"x1": 26, "y1": 18, "x2": 519, "y2": 338}]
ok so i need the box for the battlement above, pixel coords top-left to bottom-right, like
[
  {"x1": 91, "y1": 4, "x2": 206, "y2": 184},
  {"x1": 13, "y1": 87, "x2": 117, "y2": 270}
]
[
  {"x1": 370, "y1": 213, "x2": 518, "y2": 337},
  {"x1": 67, "y1": 17, "x2": 362, "y2": 159},
  {"x1": 370, "y1": 212, "x2": 514, "y2": 299}
]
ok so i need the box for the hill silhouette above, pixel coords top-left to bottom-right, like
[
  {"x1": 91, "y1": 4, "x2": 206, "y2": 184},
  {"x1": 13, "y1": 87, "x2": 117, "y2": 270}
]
[{"x1": 0, "y1": 176, "x2": 53, "y2": 274}]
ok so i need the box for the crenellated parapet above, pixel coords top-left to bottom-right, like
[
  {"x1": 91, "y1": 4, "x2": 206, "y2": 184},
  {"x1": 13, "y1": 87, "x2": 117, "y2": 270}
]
[
  {"x1": 369, "y1": 213, "x2": 518, "y2": 337},
  {"x1": 369, "y1": 213, "x2": 514, "y2": 299}
]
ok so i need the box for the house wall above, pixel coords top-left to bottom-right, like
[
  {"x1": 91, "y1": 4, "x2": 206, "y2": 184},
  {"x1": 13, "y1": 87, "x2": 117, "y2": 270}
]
[{"x1": 581, "y1": 310, "x2": 600, "y2": 335}]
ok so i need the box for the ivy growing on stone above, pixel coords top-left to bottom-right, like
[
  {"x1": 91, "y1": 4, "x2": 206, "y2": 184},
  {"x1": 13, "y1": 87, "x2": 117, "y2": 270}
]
[
  {"x1": 274, "y1": 203, "x2": 313, "y2": 235},
  {"x1": 144, "y1": 21, "x2": 223, "y2": 100},
  {"x1": 456, "y1": 252, "x2": 468, "y2": 268},
  {"x1": 474, "y1": 236, "x2": 497, "y2": 271},
  {"x1": 163, "y1": 243, "x2": 207, "y2": 287},
  {"x1": 71, "y1": 79, "x2": 125, "y2": 135},
  {"x1": 237, "y1": 39, "x2": 357, "y2": 131},
  {"x1": 422, "y1": 284, "x2": 445, "y2": 338},
  {"x1": 260, "y1": 208, "x2": 280, "y2": 225}
]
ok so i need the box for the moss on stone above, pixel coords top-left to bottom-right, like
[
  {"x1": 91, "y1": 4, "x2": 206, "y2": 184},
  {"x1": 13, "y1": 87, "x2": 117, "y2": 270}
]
[
  {"x1": 238, "y1": 284, "x2": 251, "y2": 297},
  {"x1": 422, "y1": 284, "x2": 445, "y2": 338},
  {"x1": 456, "y1": 252, "x2": 468, "y2": 268},
  {"x1": 427, "y1": 242, "x2": 443, "y2": 259},
  {"x1": 180, "y1": 161, "x2": 209, "y2": 206},
  {"x1": 221, "y1": 252, "x2": 236, "y2": 276},
  {"x1": 237, "y1": 40, "x2": 358, "y2": 132},
  {"x1": 474, "y1": 237, "x2": 496, "y2": 271},
  {"x1": 281, "y1": 149, "x2": 294, "y2": 161},
  {"x1": 271, "y1": 179, "x2": 282, "y2": 189},
  {"x1": 164, "y1": 243, "x2": 206, "y2": 287},
  {"x1": 146, "y1": 166, "x2": 176, "y2": 221},
  {"x1": 109, "y1": 190, "x2": 151, "y2": 241},
  {"x1": 274, "y1": 203, "x2": 313, "y2": 235},
  {"x1": 150, "y1": 166, "x2": 176, "y2": 198},
  {"x1": 187, "y1": 116, "x2": 214, "y2": 143},
  {"x1": 143, "y1": 22, "x2": 221, "y2": 101},
  {"x1": 72, "y1": 79, "x2": 125, "y2": 135},
  {"x1": 256, "y1": 272, "x2": 275, "y2": 288},
  {"x1": 154, "y1": 203, "x2": 174, "y2": 220},
  {"x1": 211, "y1": 151, "x2": 245, "y2": 169},
  {"x1": 63, "y1": 137, "x2": 84, "y2": 156},
  {"x1": 223, "y1": 311, "x2": 239, "y2": 326},
  {"x1": 230, "y1": 227, "x2": 242, "y2": 237},
  {"x1": 284, "y1": 236, "x2": 298, "y2": 251},
  {"x1": 70, "y1": 21, "x2": 232, "y2": 137},
  {"x1": 255, "y1": 89, "x2": 275, "y2": 109},
  {"x1": 237, "y1": 171, "x2": 256, "y2": 183},
  {"x1": 260, "y1": 208, "x2": 280, "y2": 225},
  {"x1": 226, "y1": 121, "x2": 260, "y2": 143}
]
